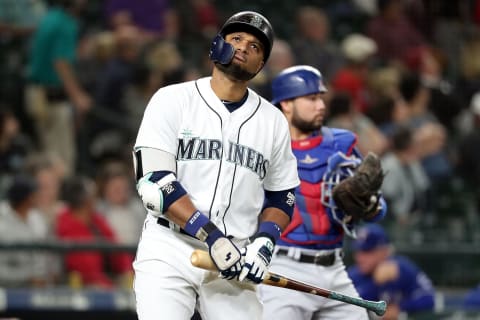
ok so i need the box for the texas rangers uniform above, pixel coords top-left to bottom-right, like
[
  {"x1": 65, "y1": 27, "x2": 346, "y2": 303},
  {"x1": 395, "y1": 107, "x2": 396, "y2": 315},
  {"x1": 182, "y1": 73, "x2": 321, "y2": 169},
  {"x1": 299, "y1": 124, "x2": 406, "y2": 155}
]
[
  {"x1": 348, "y1": 224, "x2": 435, "y2": 317},
  {"x1": 349, "y1": 256, "x2": 435, "y2": 315},
  {"x1": 133, "y1": 77, "x2": 299, "y2": 320},
  {"x1": 259, "y1": 128, "x2": 376, "y2": 319}
]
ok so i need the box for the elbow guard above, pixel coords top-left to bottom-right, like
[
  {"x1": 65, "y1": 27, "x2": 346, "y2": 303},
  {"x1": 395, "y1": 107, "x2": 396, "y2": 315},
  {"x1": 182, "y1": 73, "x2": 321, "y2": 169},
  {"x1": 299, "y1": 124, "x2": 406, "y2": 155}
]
[{"x1": 137, "y1": 171, "x2": 187, "y2": 217}]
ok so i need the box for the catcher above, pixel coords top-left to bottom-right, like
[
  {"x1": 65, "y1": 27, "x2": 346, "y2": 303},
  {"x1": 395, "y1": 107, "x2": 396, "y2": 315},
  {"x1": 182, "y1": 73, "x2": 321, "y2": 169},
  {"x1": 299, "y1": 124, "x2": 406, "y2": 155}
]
[{"x1": 258, "y1": 65, "x2": 387, "y2": 320}]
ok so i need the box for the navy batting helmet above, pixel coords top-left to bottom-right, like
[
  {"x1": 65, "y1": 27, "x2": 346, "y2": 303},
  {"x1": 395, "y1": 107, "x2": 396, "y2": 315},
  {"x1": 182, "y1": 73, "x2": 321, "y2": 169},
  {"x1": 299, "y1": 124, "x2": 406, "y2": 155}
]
[
  {"x1": 271, "y1": 65, "x2": 328, "y2": 105},
  {"x1": 210, "y1": 11, "x2": 274, "y2": 65}
]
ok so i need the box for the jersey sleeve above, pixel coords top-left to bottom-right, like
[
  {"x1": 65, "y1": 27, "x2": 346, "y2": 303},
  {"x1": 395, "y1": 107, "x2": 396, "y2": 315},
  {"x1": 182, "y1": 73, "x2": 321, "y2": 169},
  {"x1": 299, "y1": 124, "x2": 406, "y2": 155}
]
[
  {"x1": 134, "y1": 86, "x2": 183, "y2": 155},
  {"x1": 263, "y1": 113, "x2": 300, "y2": 191},
  {"x1": 396, "y1": 257, "x2": 435, "y2": 312}
]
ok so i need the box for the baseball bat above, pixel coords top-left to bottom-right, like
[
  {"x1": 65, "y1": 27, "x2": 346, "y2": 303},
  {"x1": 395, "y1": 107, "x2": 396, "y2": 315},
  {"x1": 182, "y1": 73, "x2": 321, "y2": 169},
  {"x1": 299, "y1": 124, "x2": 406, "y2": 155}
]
[{"x1": 190, "y1": 249, "x2": 386, "y2": 316}]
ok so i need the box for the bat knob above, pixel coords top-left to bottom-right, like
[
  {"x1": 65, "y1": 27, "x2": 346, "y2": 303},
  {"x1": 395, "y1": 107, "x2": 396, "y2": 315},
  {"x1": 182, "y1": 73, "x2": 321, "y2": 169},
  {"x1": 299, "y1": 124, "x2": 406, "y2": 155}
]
[{"x1": 374, "y1": 300, "x2": 387, "y2": 316}]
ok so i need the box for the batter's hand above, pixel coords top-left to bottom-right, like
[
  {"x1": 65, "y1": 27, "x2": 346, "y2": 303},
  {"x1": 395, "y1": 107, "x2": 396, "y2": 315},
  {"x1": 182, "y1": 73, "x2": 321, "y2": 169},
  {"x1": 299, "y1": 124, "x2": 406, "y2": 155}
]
[
  {"x1": 238, "y1": 237, "x2": 274, "y2": 283},
  {"x1": 209, "y1": 237, "x2": 243, "y2": 280}
]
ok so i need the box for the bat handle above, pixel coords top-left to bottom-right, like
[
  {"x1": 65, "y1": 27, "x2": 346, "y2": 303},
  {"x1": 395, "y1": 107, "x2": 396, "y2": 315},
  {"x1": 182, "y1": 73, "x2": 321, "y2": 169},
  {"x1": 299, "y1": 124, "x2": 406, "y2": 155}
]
[{"x1": 329, "y1": 292, "x2": 387, "y2": 316}]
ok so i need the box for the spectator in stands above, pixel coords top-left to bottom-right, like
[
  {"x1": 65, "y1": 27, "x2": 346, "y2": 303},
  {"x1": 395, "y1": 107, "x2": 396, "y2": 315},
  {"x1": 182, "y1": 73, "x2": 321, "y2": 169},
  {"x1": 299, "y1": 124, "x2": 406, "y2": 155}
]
[
  {"x1": 25, "y1": 0, "x2": 92, "y2": 176},
  {"x1": 0, "y1": 107, "x2": 33, "y2": 198},
  {"x1": 327, "y1": 92, "x2": 389, "y2": 157},
  {"x1": 457, "y1": 92, "x2": 480, "y2": 213},
  {"x1": 123, "y1": 61, "x2": 163, "y2": 141},
  {"x1": 25, "y1": 153, "x2": 67, "y2": 233},
  {"x1": 366, "y1": 95, "x2": 410, "y2": 139},
  {"x1": 0, "y1": 0, "x2": 46, "y2": 38},
  {"x1": 399, "y1": 72, "x2": 452, "y2": 185},
  {"x1": 76, "y1": 31, "x2": 117, "y2": 99},
  {"x1": 292, "y1": 6, "x2": 342, "y2": 81},
  {"x1": 380, "y1": 126, "x2": 430, "y2": 225},
  {"x1": 404, "y1": 45, "x2": 463, "y2": 134},
  {"x1": 186, "y1": 0, "x2": 219, "y2": 39},
  {"x1": 459, "y1": 28, "x2": 480, "y2": 99},
  {"x1": 92, "y1": 24, "x2": 143, "y2": 139},
  {"x1": 0, "y1": 175, "x2": 51, "y2": 287},
  {"x1": 96, "y1": 162, "x2": 145, "y2": 247},
  {"x1": 253, "y1": 39, "x2": 295, "y2": 100},
  {"x1": 366, "y1": 67, "x2": 410, "y2": 137},
  {"x1": 368, "y1": 66, "x2": 402, "y2": 101},
  {"x1": 347, "y1": 223, "x2": 435, "y2": 319},
  {"x1": 104, "y1": 0, "x2": 174, "y2": 41},
  {"x1": 331, "y1": 33, "x2": 378, "y2": 113},
  {"x1": 264, "y1": 39, "x2": 295, "y2": 78},
  {"x1": 367, "y1": 0, "x2": 425, "y2": 64},
  {"x1": 55, "y1": 176, "x2": 133, "y2": 289},
  {"x1": 144, "y1": 39, "x2": 184, "y2": 78}
]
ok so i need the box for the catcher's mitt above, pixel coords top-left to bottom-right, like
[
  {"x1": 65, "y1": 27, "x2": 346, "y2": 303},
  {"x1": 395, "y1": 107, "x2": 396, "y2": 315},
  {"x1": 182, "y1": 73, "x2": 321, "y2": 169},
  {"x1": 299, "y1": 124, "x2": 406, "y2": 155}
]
[{"x1": 332, "y1": 152, "x2": 385, "y2": 220}]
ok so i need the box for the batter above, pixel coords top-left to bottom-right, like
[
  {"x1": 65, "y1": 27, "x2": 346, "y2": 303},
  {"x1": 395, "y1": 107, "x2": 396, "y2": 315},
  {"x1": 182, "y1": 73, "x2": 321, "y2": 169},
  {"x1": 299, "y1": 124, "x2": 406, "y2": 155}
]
[{"x1": 132, "y1": 11, "x2": 299, "y2": 320}]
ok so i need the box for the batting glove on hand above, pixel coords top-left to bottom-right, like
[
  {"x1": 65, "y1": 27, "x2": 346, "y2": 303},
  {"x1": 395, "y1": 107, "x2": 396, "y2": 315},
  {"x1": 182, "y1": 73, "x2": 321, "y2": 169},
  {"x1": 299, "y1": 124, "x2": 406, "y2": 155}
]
[
  {"x1": 209, "y1": 236, "x2": 243, "y2": 280},
  {"x1": 183, "y1": 211, "x2": 243, "y2": 280},
  {"x1": 238, "y1": 237, "x2": 274, "y2": 283}
]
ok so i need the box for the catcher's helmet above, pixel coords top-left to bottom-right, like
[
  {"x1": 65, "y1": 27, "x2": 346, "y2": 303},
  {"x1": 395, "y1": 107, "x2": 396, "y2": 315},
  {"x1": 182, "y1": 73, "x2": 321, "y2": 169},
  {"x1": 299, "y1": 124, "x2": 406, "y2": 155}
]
[
  {"x1": 271, "y1": 65, "x2": 327, "y2": 105},
  {"x1": 210, "y1": 11, "x2": 274, "y2": 64}
]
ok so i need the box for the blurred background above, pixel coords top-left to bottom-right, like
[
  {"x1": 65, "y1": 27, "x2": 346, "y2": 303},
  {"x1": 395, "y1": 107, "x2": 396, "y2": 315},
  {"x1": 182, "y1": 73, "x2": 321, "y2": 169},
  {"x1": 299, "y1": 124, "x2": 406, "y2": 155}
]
[{"x1": 1, "y1": 0, "x2": 480, "y2": 319}]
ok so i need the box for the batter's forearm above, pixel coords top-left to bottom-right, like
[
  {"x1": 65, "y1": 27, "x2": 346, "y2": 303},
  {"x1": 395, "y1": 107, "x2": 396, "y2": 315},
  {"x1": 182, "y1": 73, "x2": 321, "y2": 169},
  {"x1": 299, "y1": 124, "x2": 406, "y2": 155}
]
[
  {"x1": 260, "y1": 207, "x2": 291, "y2": 231},
  {"x1": 164, "y1": 195, "x2": 200, "y2": 228}
]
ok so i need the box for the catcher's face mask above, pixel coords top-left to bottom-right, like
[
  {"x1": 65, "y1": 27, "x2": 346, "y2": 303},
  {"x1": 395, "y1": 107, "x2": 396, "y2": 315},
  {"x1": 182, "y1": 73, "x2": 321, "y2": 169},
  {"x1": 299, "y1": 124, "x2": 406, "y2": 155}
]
[{"x1": 321, "y1": 151, "x2": 361, "y2": 238}]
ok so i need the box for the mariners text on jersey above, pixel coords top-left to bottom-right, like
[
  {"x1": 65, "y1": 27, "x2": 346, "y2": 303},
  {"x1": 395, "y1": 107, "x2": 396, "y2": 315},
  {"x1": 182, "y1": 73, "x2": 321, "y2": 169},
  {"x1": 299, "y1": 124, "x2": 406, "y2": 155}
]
[{"x1": 177, "y1": 137, "x2": 269, "y2": 179}]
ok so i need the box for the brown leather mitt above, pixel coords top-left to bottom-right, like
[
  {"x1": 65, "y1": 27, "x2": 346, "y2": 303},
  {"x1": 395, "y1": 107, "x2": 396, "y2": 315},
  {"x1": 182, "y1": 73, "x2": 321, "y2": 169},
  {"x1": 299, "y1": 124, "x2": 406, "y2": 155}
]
[{"x1": 332, "y1": 152, "x2": 385, "y2": 220}]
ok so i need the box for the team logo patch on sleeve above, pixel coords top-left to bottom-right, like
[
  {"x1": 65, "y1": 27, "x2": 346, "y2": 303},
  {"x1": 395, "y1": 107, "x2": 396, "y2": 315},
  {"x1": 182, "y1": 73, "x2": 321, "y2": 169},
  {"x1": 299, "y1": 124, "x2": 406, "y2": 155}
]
[
  {"x1": 286, "y1": 192, "x2": 296, "y2": 207},
  {"x1": 160, "y1": 182, "x2": 176, "y2": 195}
]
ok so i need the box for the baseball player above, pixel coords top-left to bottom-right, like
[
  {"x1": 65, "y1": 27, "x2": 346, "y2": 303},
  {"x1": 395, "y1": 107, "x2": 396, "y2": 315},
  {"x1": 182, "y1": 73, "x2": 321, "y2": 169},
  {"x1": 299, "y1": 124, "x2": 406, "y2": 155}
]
[
  {"x1": 258, "y1": 65, "x2": 387, "y2": 319},
  {"x1": 132, "y1": 11, "x2": 299, "y2": 320},
  {"x1": 348, "y1": 223, "x2": 435, "y2": 319}
]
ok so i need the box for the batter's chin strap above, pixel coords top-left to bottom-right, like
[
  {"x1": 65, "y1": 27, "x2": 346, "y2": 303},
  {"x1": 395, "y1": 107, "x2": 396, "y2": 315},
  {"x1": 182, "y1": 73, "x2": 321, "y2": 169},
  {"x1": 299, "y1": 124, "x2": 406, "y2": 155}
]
[{"x1": 210, "y1": 34, "x2": 235, "y2": 65}]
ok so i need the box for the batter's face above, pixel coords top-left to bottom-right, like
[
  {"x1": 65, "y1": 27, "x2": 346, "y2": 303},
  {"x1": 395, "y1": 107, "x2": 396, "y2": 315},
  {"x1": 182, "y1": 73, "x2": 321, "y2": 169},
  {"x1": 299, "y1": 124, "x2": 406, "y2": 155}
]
[
  {"x1": 284, "y1": 93, "x2": 326, "y2": 134},
  {"x1": 216, "y1": 32, "x2": 265, "y2": 81}
]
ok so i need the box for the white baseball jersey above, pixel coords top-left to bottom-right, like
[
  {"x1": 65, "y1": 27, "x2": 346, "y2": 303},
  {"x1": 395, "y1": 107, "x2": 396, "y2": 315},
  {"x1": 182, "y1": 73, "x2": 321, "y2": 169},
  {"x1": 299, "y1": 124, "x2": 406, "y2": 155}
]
[
  {"x1": 133, "y1": 77, "x2": 299, "y2": 320},
  {"x1": 134, "y1": 76, "x2": 299, "y2": 240}
]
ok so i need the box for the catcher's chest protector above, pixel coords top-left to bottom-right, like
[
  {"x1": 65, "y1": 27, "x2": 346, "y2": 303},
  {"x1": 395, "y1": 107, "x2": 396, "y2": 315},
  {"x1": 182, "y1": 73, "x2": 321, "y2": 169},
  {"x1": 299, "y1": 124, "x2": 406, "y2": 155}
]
[{"x1": 292, "y1": 127, "x2": 356, "y2": 184}]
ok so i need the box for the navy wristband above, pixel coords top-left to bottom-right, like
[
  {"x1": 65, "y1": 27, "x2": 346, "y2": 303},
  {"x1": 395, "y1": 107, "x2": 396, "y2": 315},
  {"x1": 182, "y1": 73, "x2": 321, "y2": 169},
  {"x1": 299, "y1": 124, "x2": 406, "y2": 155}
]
[
  {"x1": 183, "y1": 210, "x2": 223, "y2": 246},
  {"x1": 254, "y1": 221, "x2": 282, "y2": 244}
]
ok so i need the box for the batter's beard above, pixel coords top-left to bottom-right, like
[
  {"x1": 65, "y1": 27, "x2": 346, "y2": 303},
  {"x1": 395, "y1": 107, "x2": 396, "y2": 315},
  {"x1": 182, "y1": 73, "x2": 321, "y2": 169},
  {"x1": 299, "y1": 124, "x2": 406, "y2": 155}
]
[{"x1": 215, "y1": 61, "x2": 257, "y2": 81}]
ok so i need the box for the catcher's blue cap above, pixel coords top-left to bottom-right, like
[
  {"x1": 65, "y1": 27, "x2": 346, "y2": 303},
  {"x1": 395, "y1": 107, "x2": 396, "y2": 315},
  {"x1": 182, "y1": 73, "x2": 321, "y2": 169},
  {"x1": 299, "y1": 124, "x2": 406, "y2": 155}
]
[
  {"x1": 353, "y1": 224, "x2": 390, "y2": 251},
  {"x1": 271, "y1": 65, "x2": 327, "y2": 105}
]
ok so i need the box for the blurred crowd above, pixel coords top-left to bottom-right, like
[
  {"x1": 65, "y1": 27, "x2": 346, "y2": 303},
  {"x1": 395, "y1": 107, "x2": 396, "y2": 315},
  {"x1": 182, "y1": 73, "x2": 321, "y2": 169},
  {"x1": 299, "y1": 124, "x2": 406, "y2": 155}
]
[{"x1": 1, "y1": 0, "x2": 480, "y2": 293}]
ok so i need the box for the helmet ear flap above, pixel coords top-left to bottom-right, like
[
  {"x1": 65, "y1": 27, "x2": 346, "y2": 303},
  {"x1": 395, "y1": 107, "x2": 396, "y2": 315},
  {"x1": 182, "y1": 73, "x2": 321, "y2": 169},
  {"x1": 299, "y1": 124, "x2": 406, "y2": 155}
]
[
  {"x1": 212, "y1": 11, "x2": 274, "y2": 63},
  {"x1": 210, "y1": 34, "x2": 235, "y2": 65}
]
